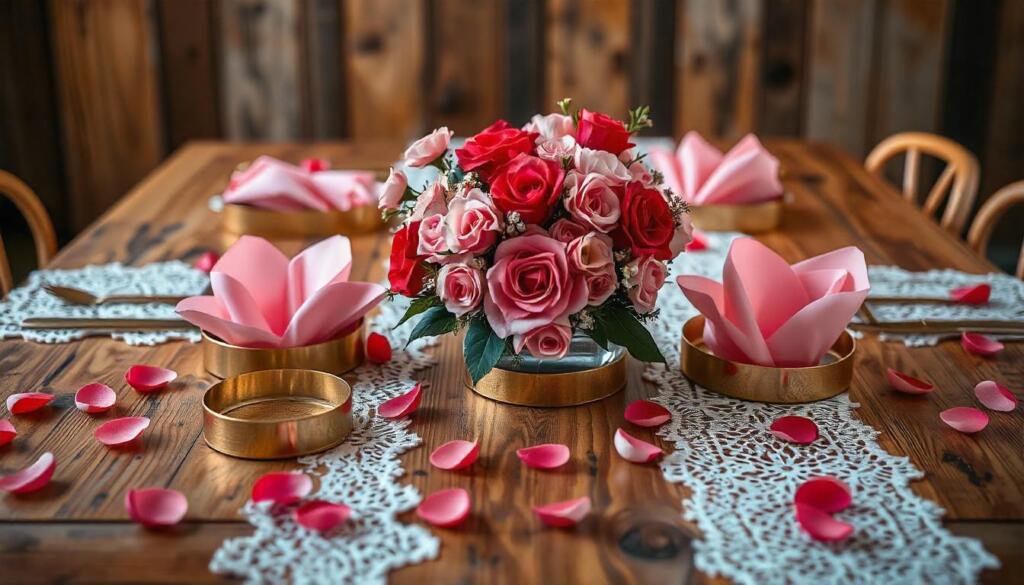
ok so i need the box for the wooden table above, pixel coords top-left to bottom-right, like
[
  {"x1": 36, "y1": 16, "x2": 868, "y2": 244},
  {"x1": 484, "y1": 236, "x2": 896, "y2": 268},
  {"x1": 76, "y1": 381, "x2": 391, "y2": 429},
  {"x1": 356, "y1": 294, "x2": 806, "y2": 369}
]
[{"x1": 1, "y1": 141, "x2": 1021, "y2": 584}]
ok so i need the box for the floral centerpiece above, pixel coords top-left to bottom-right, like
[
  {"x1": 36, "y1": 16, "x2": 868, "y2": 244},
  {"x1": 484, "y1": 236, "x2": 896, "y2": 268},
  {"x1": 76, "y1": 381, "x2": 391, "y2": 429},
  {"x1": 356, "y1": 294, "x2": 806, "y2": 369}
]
[{"x1": 379, "y1": 100, "x2": 693, "y2": 384}]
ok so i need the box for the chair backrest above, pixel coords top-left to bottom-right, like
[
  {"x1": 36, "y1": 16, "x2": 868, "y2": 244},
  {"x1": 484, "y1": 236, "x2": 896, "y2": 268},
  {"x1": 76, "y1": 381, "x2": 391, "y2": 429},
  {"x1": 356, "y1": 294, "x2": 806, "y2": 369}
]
[
  {"x1": 967, "y1": 180, "x2": 1024, "y2": 279},
  {"x1": 0, "y1": 170, "x2": 58, "y2": 296},
  {"x1": 865, "y1": 132, "x2": 980, "y2": 234}
]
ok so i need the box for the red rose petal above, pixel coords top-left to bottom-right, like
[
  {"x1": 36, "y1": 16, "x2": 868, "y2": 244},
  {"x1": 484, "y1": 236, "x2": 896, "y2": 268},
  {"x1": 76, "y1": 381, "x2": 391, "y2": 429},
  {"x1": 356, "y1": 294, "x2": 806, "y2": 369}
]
[
  {"x1": 300, "y1": 158, "x2": 330, "y2": 173},
  {"x1": 613, "y1": 428, "x2": 663, "y2": 463},
  {"x1": 940, "y1": 406, "x2": 989, "y2": 433},
  {"x1": 378, "y1": 383, "x2": 422, "y2": 419},
  {"x1": 194, "y1": 251, "x2": 220, "y2": 273},
  {"x1": 794, "y1": 476, "x2": 852, "y2": 513},
  {"x1": 685, "y1": 230, "x2": 709, "y2": 252},
  {"x1": 769, "y1": 415, "x2": 819, "y2": 445},
  {"x1": 533, "y1": 496, "x2": 591, "y2": 528},
  {"x1": 74, "y1": 383, "x2": 117, "y2": 414},
  {"x1": 429, "y1": 440, "x2": 479, "y2": 471},
  {"x1": 416, "y1": 487, "x2": 470, "y2": 528},
  {"x1": 623, "y1": 400, "x2": 671, "y2": 427},
  {"x1": 974, "y1": 380, "x2": 1018, "y2": 412},
  {"x1": 125, "y1": 365, "x2": 177, "y2": 393},
  {"x1": 949, "y1": 283, "x2": 990, "y2": 305},
  {"x1": 252, "y1": 471, "x2": 313, "y2": 505},
  {"x1": 95, "y1": 416, "x2": 151, "y2": 446},
  {"x1": 6, "y1": 392, "x2": 55, "y2": 415},
  {"x1": 794, "y1": 503, "x2": 854, "y2": 542},
  {"x1": 366, "y1": 332, "x2": 392, "y2": 364},
  {"x1": 125, "y1": 488, "x2": 188, "y2": 527},
  {"x1": 294, "y1": 500, "x2": 351, "y2": 532},
  {"x1": 0, "y1": 420, "x2": 15, "y2": 447},
  {"x1": 885, "y1": 368, "x2": 935, "y2": 395},
  {"x1": 961, "y1": 332, "x2": 1004, "y2": 357},
  {"x1": 516, "y1": 443, "x2": 570, "y2": 470},
  {"x1": 0, "y1": 452, "x2": 56, "y2": 494}
]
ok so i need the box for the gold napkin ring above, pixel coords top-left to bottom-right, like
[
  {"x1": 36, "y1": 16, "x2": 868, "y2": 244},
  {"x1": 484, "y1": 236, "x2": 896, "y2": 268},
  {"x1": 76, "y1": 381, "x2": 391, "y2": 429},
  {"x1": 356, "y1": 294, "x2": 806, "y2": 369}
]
[
  {"x1": 466, "y1": 353, "x2": 627, "y2": 407},
  {"x1": 222, "y1": 202, "x2": 384, "y2": 238},
  {"x1": 689, "y1": 197, "x2": 783, "y2": 233},
  {"x1": 201, "y1": 322, "x2": 364, "y2": 379}
]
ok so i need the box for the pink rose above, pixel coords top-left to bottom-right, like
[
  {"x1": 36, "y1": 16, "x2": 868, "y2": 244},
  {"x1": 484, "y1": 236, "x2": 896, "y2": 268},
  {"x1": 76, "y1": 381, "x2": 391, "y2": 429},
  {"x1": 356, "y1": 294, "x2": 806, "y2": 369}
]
[
  {"x1": 536, "y1": 135, "x2": 577, "y2": 162},
  {"x1": 563, "y1": 172, "x2": 622, "y2": 233},
  {"x1": 484, "y1": 233, "x2": 588, "y2": 338},
  {"x1": 378, "y1": 168, "x2": 407, "y2": 210},
  {"x1": 668, "y1": 207, "x2": 694, "y2": 256},
  {"x1": 417, "y1": 214, "x2": 448, "y2": 260},
  {"x1": 403, "y1": 127, "x2": 453, "y2": 167},
  {"x1": 624, "y1": 255, "x2": 667, "y2": 314},
  {"x1": 574, "y1": 147, "x2": 632, "y2": 184},
  {"x1": 409, "y1": 180, "x2": 448, "y2": 221},
  {"x1": 437, "y1": 262, "x2": 485, "y2": 316},
  {"x1": 444, "y1": 188, "x2": 503, "y2": 255},
  {"x1": 549, "y1": 218, "x2": 589, "y2": 243},
  {"x1": 513, "y1": 320, "x2": 572, "y2": 359},
  {"x1": 567, "y1": 233, "x2": 617, "y2": 305},
  {"x1": 523, "y1": 113, "x2": 575, "y2": 141},
  {"x1": 628, "y1": 162, "x2": 654, "y2": 186}
]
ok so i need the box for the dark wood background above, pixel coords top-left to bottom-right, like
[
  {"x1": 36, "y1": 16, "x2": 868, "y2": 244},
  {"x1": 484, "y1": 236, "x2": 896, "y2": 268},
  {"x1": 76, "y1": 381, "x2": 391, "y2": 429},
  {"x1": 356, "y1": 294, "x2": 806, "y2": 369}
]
[{"x1": 1, "y1": 0, "x2": 1022, "y2": 271}]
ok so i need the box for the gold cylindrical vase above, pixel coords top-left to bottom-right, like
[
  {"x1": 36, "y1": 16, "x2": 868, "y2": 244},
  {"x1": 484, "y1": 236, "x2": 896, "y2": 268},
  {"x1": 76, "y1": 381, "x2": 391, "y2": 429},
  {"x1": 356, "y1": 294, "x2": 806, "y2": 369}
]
[
  {"x1": 689, "y1": 198, "x2": 783, "y2": 233},
  {"x1": 222, "y1": 202, "x2": 384, "y2": 238},
  {"x1": 201, "y1": 322, "x2": 364, "y2": 379},
  {"x1": 467, "y1": 353, "x2": 627, "y2": 407}
]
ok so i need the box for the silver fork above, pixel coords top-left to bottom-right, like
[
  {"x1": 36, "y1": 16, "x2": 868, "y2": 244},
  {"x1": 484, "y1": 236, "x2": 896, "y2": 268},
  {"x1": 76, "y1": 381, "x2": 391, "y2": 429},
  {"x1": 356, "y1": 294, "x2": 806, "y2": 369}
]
[{"x1": 42, "y1": 284, "x2": 188, "y2": 306}]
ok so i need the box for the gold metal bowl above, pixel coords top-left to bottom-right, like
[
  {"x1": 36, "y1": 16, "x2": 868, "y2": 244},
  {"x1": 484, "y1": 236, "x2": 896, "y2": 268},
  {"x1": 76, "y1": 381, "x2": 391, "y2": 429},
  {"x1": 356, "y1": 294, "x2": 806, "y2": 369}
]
[
  {"x1": 467, "y1": 353, "x2": 627, "y2": 407},
  {"x1": 689, "y1": 197, "x2": 783, "y2": 233},
  {"x1": 201, "y1": 322, "x2": 364, "y2": 379},
  {"x1": 203, "y1": 369, "x2": 353, "y2": 459},
  {"x1": 680, "y1": 316, "x2": 855, "y2": 403},
  {"x1": 222, "y1": 202, "x2": 384, "y2": 239}
]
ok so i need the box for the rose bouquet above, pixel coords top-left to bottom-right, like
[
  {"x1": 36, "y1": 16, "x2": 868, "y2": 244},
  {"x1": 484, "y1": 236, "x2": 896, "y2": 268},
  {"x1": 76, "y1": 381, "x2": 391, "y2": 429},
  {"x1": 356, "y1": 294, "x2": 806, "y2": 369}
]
[{"x1": 380, "y1": 100, "x2": 692, "y2": 383}]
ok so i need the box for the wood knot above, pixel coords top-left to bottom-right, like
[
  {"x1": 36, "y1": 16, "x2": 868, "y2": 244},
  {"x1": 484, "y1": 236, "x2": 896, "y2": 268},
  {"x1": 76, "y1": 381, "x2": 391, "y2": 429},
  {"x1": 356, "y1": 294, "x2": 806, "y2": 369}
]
[{"x1": 618, "y1": 521, "x2": 688, "y2": 560}]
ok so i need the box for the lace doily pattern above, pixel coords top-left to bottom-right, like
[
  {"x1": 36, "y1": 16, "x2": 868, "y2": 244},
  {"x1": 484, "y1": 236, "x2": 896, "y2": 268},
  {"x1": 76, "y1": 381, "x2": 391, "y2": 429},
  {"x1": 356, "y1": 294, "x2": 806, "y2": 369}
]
[{"x1": 0, "y1": 262, "x2": 207, "y2": 345}]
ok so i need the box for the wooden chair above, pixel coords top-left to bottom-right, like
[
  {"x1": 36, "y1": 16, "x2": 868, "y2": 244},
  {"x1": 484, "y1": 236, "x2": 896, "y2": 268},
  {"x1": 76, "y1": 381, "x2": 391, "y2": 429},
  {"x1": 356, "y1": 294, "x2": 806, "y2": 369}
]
[
  {"x1": 0, "y1": 170, "x2": 58, "y2": 296},
  {"x1": 865, "y1": 132, "x2": 980, "y2": 234},
  {"x1": 967, "y1": 180, "x2": 1024, "y2": 279}
]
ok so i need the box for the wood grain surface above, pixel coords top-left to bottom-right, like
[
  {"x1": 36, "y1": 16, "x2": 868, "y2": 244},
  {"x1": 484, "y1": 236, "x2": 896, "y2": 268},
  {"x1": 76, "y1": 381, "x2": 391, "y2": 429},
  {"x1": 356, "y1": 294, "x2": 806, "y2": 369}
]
[{"x1": 0, "y1": 141, "x2": 1021, "y2": 584}]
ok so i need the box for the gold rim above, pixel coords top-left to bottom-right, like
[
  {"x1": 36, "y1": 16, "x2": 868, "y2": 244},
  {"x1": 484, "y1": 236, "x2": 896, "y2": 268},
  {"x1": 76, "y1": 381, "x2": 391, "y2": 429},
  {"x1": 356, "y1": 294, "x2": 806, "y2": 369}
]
[
  {"x1": 201, "y1": 322, "x2": 364, "y2": 379},
  {"x1": 689, "y1": 197, "x2": 784, "y2": 233},
  {"x1": 467, "y1": 353, "x2": 627, "y2": 407},
  {"x1": 222, "y1": 202, "x2": 384, "y2": 238}
]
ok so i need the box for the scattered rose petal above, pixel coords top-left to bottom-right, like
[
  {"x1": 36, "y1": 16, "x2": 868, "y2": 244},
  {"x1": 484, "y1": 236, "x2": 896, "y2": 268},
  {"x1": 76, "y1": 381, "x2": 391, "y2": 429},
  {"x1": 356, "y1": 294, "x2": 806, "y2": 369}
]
[
  {"x1": 613, "y1": 428, "x2": 663, "y2": 463},
  {"x1": 624, "y1": 400, "x2": 671, "y2": 427},
  {"x1": 885, "y1": 368, "x2": 935, "y2": 395},
  {"x1": 949, "y1": 283, "x2": 990, "y2": 305},
  {"x1": 416, "y1": 487, "x2": 470, "y2": 528},
  {"x1": 294, "y1": 500, "x2": 351, "y2": 532},
  {"x1": 74, "y1": 383, "x2": 117, "y2": 413},
  {"x1": 6, "y1": 392, "x2": 55, "y2": 415},
  {"x1": 95, "y1": 416, "x2": 151, "y2": 446},
  {"x1": 429, "y1": 440, "x2": 480, "y2": 470},
  {"x1": 0, "y1": 452, "x2": 56, "y2": 494},
  {"x1": 378, "y1": 383, "x2": 422, "y2": 419},
  {"x1": 961, "y1": 332, "x2": 1004, "y2": 357},
  {"x1": 252, "y1": 471, "x2": 313, "y2": 505},
  {"x1": 794, "y1": 476, "x2": 852, "y2": 513},
  {"x1": 194, "y1": 251, "x2": 220, "y2": 273},
  {"x1": 533, "y1": 496, "x2": 591, "y2": 527},
  {"x1": 300, "y1": 157, "x2": 330, "y2": 173},
  {"x1": 794, "y1": 503, "x2": 854, "y2": 542},
  {"x1": 0, "y1": 420, "x2": 15, "y2": 447},
  {"x1": 125, "y1": 488, "x2": 188, "y2": 527},
  {"x1": 686, "y1": 230, "x2": 709, "y2": 252},
  {"x1": 366, "y1": 332, "x2": 392, "y2": 364},
  {"x1": 516, "y1": 443, "x2": 570, "y2": 470},
  {"x1": 974, "y1": 380, "x2": 1018, "y2": 412},
  {"x1": 125, "y1": 365, "x2": 177, "y2": 393},
  {"x1": 770, "y1": 415, "x2": 819, "y2": 444},
  {"x1": 940, "y1": 407, "x2": 989, "y2": 433}
]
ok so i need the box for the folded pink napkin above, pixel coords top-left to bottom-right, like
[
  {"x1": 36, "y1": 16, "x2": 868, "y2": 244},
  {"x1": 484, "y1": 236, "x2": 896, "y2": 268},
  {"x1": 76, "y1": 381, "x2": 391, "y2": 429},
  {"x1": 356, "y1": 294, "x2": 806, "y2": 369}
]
[
  {"x1": 677, "y1": 238, "x2": 869, "y2": 367},
  {"x1": 224, "y1": 156, "x2": 378, "y2": 212},
  {"x1": 176, "y1": 235, "x2": 385, "y2": 348},
  {"x1": 650, "y1": 132, "x2": 783, "y2": 205}
]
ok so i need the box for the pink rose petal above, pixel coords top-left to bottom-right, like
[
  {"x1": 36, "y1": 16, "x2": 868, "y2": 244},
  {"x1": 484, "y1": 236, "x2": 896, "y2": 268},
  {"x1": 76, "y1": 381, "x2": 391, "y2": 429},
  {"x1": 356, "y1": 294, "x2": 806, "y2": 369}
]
[
  {"x1": 416, "y1": 487, "x2": 470, "y2": 528},
  {"x1": 961, "y1": 332, "x2": 1004, "y2": 357},
  {"x1": 6, "y1": 392, "x2": 55, "y2": 415},
  {"x1": 885, "y1": 368, "x2": 934, "y2": 395},
  {"x1": 940, "y1": 406, "x2": 989, "y2": 433},
  {"x1": 0, "y1": 452, "x2": 56, "y2": 494},
  {"x1": 252, "y1": 471, "x2": 313, "y2": 505},
  {"x1": 0, "y1": 420, "x2": 15, "y2": 447},
  {"x1": 429, "y1": 440, "x2": 480, "y2": 470},
  {"x1": 533, "y1": 496, "x2": 591, "y2": 528},
  {"x1": 794, "y1": 476, "x2": 852, "y2": 513},
  {"x1": 74, "y1": 383, "x2": 117, "y2": 413},
  {"x1": 366, "y1": 332, "x2": 392, "y2": 364},
  {"x1": 623, "y1": 400, "x2": 671, "y2": 427},
  {"x1": 125, "y1": 365, "x2": 177, "y2": 393},
  {"x1": 949, "y1": 283, "x2": 990, "y2": 305},
  {"x1": 769, "y1": 415, "x2": 819, "y2": 445},
  {"x1": 686, "y1": 230, "x2": 709, "y2": 252},
  {"x1": 125, "y1": 488, "x2": 188, "y2": 527},
  {"x1": 613, "y1": 428, "x2": 663, "y2": 463},
  {"x1": 794, "y1": 503, "x2": 854, "y2": 542},
  {"x1": 95, "y1": 416, "x2": 151, "y2": 446},
  {"x1": 974, "y1": 380, "x2": 1018, "y2": 412},
  {"x1": 194, "y1": 251, "x2": 220, "y2": 273},
  {"x1": 377, "y1": 383, "x2": 422, "y2": 419},
  {"x1": 294, "y1": 500, "x2": 351, "y2": 532},
  {"x1": 516, "y1": 443, "x2": 570, "y2": 470}
]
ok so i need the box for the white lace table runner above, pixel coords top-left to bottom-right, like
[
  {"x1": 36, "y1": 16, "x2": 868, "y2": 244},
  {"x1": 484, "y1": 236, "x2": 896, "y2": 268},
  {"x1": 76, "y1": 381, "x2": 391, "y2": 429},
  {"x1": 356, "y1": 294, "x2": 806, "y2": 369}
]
[
  {"x1": 0, "y1": 262, "x2": 207, "y2": 345},
  {"x1": 649, "y1": 231, "x2": 999, "y2": 585}
]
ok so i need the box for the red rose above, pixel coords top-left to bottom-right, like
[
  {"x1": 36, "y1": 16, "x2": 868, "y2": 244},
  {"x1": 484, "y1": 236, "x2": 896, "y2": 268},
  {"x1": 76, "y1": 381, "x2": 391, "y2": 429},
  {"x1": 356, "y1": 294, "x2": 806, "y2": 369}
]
[
  {"x1": 455, "y1": 120, "x2": 536, "y2": 180},
  {"x1": 388, "y1": 221, "x2": 428, "y2": 296},
  {"x1": 489, "y1": 154, "x2": 565, "y2": 225},
  {"x1": 575, "y1": 109, "x2": 634, "y2": 155},
  {"x1": 613, "y1": 182, "x2": 675, "y2": 259}
]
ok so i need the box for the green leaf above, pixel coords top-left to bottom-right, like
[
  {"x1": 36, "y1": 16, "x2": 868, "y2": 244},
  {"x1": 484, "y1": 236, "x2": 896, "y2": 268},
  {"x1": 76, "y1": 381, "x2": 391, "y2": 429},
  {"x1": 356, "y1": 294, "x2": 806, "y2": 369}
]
[
  {"x1": 395, "y1": 295, "x2": 441, "y2": 327},
  {"x1": 405, "y1": 306, "x2": 458, "y2": 347},
  {"x1": 586, "y1": 324, "x2": 609, "y2": 350},
  {"x1": 463, "y1": 317, "x2": 507, "y2": 384},
  {"x1": 602, "y1": 306, "x2": 666, "y2": 363}
]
